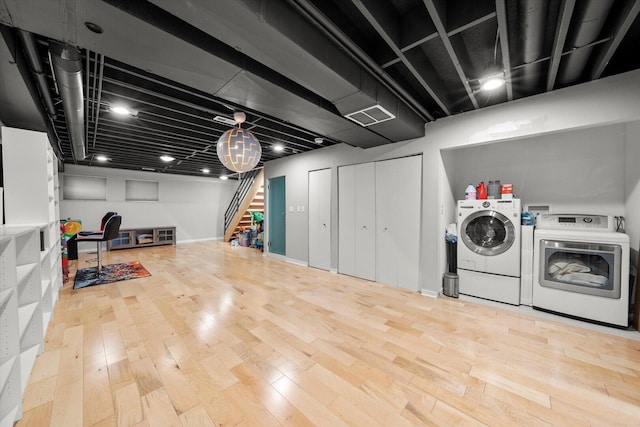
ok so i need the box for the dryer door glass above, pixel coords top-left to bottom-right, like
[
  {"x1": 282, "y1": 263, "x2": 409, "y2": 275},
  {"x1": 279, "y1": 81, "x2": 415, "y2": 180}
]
[
  {"x1": 539, "y1": 239, "x2": 621, "y2": 298},
  {"x1": 461, "y1": 210, "x2": 515, "y2": 256}
]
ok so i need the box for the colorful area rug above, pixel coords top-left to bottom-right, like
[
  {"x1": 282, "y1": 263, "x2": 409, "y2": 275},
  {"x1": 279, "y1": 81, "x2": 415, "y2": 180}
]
[{"x1": 73, "y1": 261, "x2": 151, "y2": 289}]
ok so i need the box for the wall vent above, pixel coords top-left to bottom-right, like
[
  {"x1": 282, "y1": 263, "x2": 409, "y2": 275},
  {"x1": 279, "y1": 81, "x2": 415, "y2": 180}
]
[{"x1": 344, "y1": 104, "x2": 395, "y2": 127}]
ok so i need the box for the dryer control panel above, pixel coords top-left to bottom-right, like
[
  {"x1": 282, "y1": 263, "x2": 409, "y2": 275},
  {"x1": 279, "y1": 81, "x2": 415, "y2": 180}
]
[{"x1": 536, "y1": 214, "x2": 614, "y2": 231}]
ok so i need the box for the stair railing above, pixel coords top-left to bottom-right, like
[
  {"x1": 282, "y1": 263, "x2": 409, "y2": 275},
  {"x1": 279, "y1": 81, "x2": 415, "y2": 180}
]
[{"x1": 224, "y1": 168, "x2": 262, "y2": 236}]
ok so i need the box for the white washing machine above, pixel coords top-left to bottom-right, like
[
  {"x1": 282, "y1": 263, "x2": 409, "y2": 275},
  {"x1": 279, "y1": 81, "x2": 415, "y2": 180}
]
[
  {"x1": 457, "y1": 199, "x2": 521, "y2": 304},
  {"x1": 533, "y1": 214, "x2": 630, "y2": 327}
]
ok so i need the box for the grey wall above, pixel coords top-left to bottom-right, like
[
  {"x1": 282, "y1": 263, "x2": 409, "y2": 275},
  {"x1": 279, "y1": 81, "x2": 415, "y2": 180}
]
[
  {"x1": 264, "y1": 69, "x2": 640, "y2": 297},
  {"x1": 625, "y1": 120, "x2": 640, "y2": 262},
  {"x1": 443, "y1": 124, "x2": 627, "y2": 216},
  {"x1": 264, "y1": 140, "x2": 424, "y2": 266},
  {"x1": 60, "y1": 165, "x2": 236, "y2": 243}
]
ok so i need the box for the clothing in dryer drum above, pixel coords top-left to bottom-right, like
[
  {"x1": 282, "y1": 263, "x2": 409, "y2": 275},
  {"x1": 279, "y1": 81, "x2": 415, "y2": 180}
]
[{"x1": 539, "y1": 239, "x2": 621, "y2": 298}]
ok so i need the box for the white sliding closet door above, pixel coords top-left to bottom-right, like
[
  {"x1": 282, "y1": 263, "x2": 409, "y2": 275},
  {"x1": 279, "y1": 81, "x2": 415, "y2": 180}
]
[
  {"x1": 308, "y1": 168, "x2": 331, "y2": 271},
  {"x1": 338, "y1": 163, "x2": 376, "y2": 280},
  {"x1": 354, "y1": 163, "x2": 376, "y2": 280},
  {"x1": 375, "y1": 156, "x2": 422, "y2": 290},
  {"x1": 338, "y1": 165, "x2": 356, "y2": 276}
]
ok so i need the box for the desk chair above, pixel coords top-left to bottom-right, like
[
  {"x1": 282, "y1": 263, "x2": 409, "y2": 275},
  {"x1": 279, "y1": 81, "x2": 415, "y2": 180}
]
[
  {"x1": 76, "y1": 215, "x2": 122, "y2": 271},
  {"x1": 78, "y1": 211, "x2": 117, "y2": 236},
  {"x1": 68, "y1": 212, "x2": 118, "y2": 260}
]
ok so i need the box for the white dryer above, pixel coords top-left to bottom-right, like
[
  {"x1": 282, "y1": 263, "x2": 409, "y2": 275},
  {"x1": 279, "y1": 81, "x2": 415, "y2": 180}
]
[
  {"x1": 457, "y1": 199, "x2": 521, "y2": 304},
  {"x1": 533, "y1": 214, "x2": 630, "y2": 327}
]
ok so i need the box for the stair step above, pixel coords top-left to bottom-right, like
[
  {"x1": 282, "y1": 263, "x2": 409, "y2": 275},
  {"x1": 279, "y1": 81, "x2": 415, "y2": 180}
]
[{"x1": 224, "y1": 170, "x2": 266, "y2": 242}]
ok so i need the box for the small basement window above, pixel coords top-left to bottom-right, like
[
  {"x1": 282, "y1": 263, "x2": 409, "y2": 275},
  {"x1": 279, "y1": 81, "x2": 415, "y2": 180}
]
[{"x1": 125, "y1": 180, "x2": 159, "y2": 201}]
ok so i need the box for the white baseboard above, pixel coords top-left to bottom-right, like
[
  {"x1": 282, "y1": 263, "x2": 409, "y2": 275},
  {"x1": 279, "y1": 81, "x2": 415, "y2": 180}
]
[
  {"x1": 420, "y1": 288, "x2": 440, "y2": 298},
  {"x1": 266, "y1": 252, "x2": 287, "y2": 261},
  {"x1": 330, "y1": 268, "x2": 338, "y2": 274},
  {"x1": 286, "y1": 257, "x2": 308, "y2": 267},
  {"x1": 177, "y1": 237, "x2": 222, "y2": 244}
]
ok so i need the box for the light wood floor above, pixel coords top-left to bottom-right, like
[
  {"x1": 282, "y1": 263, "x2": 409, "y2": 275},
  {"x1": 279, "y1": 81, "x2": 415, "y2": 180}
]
[{"x1": 16, "y1": 241, "x2": 640, "y2": 426}]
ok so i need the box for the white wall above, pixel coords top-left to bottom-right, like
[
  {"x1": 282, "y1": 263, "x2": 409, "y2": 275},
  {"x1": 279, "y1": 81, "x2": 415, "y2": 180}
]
[
  {"x1": 265, "y1": 141, "x2": 423, "y2": 265},
  {"x1": 443, "y1": 124, "x2": 627, "y2": 216},
  {"x1": 264, "y1": 69, "x2": 640, "y2": 296},
  {"x1": 60, "y1": 165, "x2": 236, "y2": 243},
  {"x1": 625, "y1": 120, "x2": 640, "y2": 264}
]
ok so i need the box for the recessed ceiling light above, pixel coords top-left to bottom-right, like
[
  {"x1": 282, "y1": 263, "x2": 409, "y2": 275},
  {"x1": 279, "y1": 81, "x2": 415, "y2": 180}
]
[
  {"x1": 201, "y1": 168, "x2": 210, "y2": 174},
  {"x1": 219, "y1": 175, "x2": 228, "y2": 180},
  {"x1": 314, "y1": 137, "x2": 324, "y2": 144},
  {"x1": 95, "y1": 155, "x2": 109, "y2": 162},
  {"x1": 111, "y1": 105, "x2": 131, "y2": 115},
  {"x1": 160, "y1": 155, "x2": 175, "y2": 162},
  {"x1": 273, "y1": 144, "x2": 284, "y2": 152}
]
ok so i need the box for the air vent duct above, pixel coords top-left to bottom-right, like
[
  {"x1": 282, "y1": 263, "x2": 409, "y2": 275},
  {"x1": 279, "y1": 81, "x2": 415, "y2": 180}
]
[
  {"x1": 213, "y1": 115, "x2": 238, "y2": 126},
  {"x1": 344, "y1": 104, "x2": 396, "y2": 127},
  {"x1": 50, "y1": 42, "x2": 86, "y2": 160}
]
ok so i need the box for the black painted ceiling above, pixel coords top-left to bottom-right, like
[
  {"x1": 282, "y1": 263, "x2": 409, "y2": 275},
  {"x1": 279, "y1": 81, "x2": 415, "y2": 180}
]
[{"x1": 0, "y1": 0, "x2": 638, "y2": 177}]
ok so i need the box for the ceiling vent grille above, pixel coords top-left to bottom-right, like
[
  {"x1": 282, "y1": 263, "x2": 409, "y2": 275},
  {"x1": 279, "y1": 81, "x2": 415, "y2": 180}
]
[
  {"x1": 213, "y1": 115, "x2": 238, "y2": 126},
  {"x1": 344, "y1": 104, "x2": 396, "y2": 127}
]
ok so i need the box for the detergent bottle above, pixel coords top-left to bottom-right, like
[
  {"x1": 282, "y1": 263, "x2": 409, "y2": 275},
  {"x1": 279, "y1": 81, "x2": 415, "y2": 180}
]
[
  {"x1": 465, "y1": 184, "x2": 476, "y2": 200},
  {"x1": 476, "y1": 181, "x2": 487, "y2": 199}
]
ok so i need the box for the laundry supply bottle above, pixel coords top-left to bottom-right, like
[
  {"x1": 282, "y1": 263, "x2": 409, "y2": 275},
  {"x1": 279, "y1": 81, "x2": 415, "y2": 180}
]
[
  {"x1": 476, "y1": 182, "x2": 487, "y2": 199},
  {"x1": 465, "y1": 184, "x2": 476, "y2": 200},
  {"x1": 488, "y1": 180, "x2": 501, "y2": 199}
]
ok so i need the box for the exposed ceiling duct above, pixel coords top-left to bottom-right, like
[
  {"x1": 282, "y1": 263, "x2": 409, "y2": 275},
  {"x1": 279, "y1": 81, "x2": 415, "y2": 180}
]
[
  {"x1": 50, "y1": 42, "x2": 86, "y2": 160},
  {"x1": 557, "y1": 0, "x2": 615, "y2": 86},
  {"x1": 228, "y1": 0, "x2": 427, "y2": 142},
  {"x1": 0, "y1": 1, "x2": 638, "y2": 177},
  {"x1": 16, "y1": 30, "x2": 57, "y2": 119},
  {"x1": 519, "y1": 0, "x2": 549, "y2": 96},
  {"x1": 106, "y1": 0, "x2": 425, "y2": 146}
]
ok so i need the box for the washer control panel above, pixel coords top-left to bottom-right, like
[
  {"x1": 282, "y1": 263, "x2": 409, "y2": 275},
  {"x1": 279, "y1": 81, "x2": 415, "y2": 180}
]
[{"x1": 536, "y1": 214, "x2": 614, "y2": 231}]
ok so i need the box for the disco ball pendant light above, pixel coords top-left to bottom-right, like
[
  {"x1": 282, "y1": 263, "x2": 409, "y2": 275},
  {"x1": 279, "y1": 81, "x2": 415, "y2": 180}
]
[{"x1": 216, "y1": 112, "x2": 262, "y2": 173}]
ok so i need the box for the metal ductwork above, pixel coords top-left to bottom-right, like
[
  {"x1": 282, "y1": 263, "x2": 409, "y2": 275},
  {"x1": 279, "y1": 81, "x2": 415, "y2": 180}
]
[
  {"x1": 518, "y1": 0, "x2": 548, "y2": 96},
  {"x1": 102, "y1": 0, "x2": 425, "y2": 148},
  {"x1": 16, "y1": 30, "x2": 57, "y2": 118},
  {"x1": 50, "y1": 42, "x2": 86, "y2": 160},
  {"x1": 255, "y1": 0, "x2": 426, "y2": 142},
  {"x1": 557, "y1": 0, "x2": 614, "y2": 86}
]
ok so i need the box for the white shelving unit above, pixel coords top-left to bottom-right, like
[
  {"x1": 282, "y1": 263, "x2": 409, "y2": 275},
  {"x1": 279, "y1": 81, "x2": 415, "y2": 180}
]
[
  {"x1": 1, "y1": 127, "x2": 62, "y2": 426},
  {"x1": 0, "y1": 228, "x2": 41, "y2": 427},
  {"x1": 0, "y1": 234, "x2": 22, "y2": 427}
]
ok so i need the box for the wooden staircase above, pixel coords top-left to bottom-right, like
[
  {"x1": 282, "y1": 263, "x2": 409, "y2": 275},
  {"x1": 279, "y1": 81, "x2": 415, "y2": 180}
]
[
  {"x1": 223, "y1": 169, "x2": 265, "y2": 242},
  {"x1": 235, "y1": 186, "x2": 264, "y2": 233}
]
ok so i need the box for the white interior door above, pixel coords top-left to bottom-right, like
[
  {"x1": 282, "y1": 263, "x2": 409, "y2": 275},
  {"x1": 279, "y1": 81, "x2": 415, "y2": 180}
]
[
  {"x1": 375, "y1": 156, "x2": 422, "y2": 290},
  {"x1": 375, "y1": 160, "x2": 398, "y2": 287},
  {"x1": 338, "y1": 165, "x2": 356, "y2": 276},
  {"x1": 393, "y1": 156, "x2": 422, "y2": 290},
  {"x1": 355, "y1": 162, "x2": 376, "y2": 281},
  {"x1": 309, "y1": 168, "x2": 331, "y2": 271}
]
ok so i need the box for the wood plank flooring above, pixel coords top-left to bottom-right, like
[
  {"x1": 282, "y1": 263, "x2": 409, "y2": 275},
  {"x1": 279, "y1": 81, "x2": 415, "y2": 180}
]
[{"x1": 17, "y1": 241, "x2": 640, "y2": 426}]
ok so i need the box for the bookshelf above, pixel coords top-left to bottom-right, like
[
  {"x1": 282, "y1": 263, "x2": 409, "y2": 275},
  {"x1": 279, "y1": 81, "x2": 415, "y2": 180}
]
[{"x1": 0, "y1": 127, "x2": 62, "y2": 426}]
